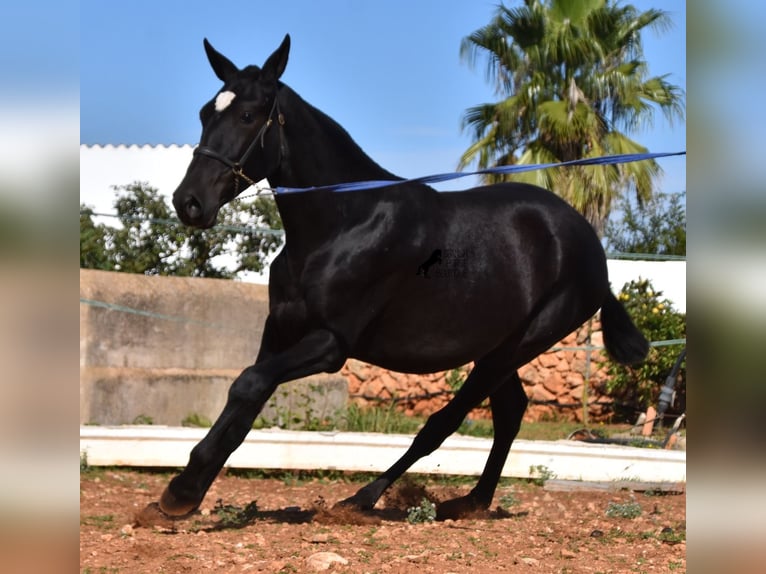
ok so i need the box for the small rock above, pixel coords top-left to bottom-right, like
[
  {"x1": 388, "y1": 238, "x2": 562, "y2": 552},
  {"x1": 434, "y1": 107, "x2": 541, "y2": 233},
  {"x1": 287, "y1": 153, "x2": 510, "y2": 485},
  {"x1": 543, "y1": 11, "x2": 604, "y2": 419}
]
[
  {"x1": 120, "y1": 524, "x2": 134, "y2": 537},
  {"x1": 402, "y1": 550, "x2": 429, "y2": 563},
  {"x1": 516, "y1": 556, "x2": 539, "y2": 566},
  {"x1": 305, "y1": 551, "x2": 349, "y2": 571},
  {"x1": 305, "y1": 533, "x2": 330, "y2": 543},
  {"x1": 561, "y1": 549, "x2": 577, "y2": 559}
]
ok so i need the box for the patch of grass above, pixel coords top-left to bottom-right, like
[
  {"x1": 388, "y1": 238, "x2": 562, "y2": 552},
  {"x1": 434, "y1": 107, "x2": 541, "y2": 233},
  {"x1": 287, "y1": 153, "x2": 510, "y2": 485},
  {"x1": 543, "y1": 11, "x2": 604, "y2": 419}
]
[
  {"x1": 80, "y1": 514, "x2": 116, "y2": 530},
  {"x1": 594, "y1": 525, "x2": 685, "y2": 548},
  {"x1": 658, "y1": 525, "x2": 686, "y2": 545},
  {"x1": 406, "y1": 497, "x2": 436, "y2": 524},
  {"x1": 341, "y1": 402, "x2": 423, "y2": 434},
  {"x1": 457, "y1": 417, "x2": 494, "y2": 438},
  {"x1": 363, "y1": 527, "x2": 390, "y2": 550},
  {"x1": 226, "y1": 468, "x2": 380, "y2": 484},
  {"x1": 132, "y1": 414, "x2": 153, "y2": 425},
  {"x1": 249, "y1": 397, "x2": 650, "y2": 446},
  {"x1": 499, "y1": 491, "x2": 520, "y2": 510},
  {"x1": 605, "y1": 500, "x2": 642, "y2": 519},
  {"x1": 181, "y1": 412, "x2": 212, "y2": 427}
]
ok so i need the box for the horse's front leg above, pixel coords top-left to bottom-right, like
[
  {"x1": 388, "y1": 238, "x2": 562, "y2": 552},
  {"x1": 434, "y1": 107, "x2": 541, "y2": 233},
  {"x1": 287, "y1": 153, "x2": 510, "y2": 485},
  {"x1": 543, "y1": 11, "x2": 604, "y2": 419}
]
[{"x1": 159, "y1": 328, "x2": 346, "y2": 516}]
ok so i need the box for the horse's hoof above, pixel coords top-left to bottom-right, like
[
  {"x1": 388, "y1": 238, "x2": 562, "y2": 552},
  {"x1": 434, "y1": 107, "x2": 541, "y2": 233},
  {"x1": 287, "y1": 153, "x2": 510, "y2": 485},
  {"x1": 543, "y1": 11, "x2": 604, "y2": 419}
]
[
  {"x1": 334, "y1": 494, "x2": 373, "y2": 512},
  {"x1": 135, "y1": 502, "x2": 178, "y2": 529},
  {"x1": 158, "y1": 486, "x2": 200, "y2": 517}
]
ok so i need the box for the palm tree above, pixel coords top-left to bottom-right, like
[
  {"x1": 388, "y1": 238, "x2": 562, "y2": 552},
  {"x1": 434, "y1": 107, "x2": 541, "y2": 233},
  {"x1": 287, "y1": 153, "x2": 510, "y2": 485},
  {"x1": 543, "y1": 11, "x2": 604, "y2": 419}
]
[{"x1": 459, "y1": 0, "x2": 684, "y2": 233}]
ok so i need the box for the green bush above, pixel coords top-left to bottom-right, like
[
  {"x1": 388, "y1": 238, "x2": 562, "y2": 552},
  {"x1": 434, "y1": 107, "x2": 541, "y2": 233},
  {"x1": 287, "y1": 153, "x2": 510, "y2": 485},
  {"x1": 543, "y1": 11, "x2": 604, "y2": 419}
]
[
  {"x1": 406, "y1": 498, "x2": 437, "y2": 524},
  {"x1": 604, "y1": 279, "x2": 686, "y2": 421},
  {"x1": 605, "y1": 500, "x2": 642, "y2": 519}
]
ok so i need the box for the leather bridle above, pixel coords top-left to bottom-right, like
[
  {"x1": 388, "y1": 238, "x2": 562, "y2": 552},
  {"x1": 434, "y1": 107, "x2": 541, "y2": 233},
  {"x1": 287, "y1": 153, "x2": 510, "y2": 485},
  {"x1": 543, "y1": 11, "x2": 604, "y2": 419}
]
[{"x1": 193, "y1": 93, "x2": 285, "y2": 195}]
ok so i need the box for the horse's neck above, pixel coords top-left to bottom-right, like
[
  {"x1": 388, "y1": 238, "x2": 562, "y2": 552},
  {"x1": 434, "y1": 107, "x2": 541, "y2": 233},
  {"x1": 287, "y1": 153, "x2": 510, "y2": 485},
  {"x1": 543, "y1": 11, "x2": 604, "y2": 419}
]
[
  {"x1": 271, "y1": 88, "x2": 399, "y2": 189},
  {"x1": 270, "y1": 88, "x2": 403, "y2": 248}
]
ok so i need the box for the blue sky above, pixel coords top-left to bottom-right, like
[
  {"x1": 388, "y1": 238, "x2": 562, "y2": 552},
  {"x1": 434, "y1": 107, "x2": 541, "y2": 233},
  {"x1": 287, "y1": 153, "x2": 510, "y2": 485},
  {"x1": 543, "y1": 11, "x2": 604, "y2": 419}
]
[{"x1": 80, "y1": 0, "x2": 685, "y2": 193}]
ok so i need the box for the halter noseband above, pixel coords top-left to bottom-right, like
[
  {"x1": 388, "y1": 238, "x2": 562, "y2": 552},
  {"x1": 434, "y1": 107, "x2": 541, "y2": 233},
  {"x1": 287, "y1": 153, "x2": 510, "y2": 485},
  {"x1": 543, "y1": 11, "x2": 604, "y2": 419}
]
[{"x1": 193, "y1": 94, "x2": 285, "y2": 194}]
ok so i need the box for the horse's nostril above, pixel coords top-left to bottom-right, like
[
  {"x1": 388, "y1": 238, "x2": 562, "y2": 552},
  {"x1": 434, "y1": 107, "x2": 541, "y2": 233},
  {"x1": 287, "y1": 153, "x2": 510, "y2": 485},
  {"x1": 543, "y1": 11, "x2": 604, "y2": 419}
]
[{"x1": 185, "y1": 197, "x2": 202, "y2": 221}]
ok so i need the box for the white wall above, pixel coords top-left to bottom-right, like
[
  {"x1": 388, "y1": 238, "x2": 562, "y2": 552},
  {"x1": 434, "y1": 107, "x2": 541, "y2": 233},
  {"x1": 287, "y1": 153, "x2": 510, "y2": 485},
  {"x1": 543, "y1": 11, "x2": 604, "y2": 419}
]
[
  {"x1": 607, "y1": 259, "x2": 685, "y2": 313},
  {"x1": 80, "y1": 144, "x2": 196, "y2": 215},
  {"x1": 80, "y1": 145, "x2": 686, "y2": 312}
]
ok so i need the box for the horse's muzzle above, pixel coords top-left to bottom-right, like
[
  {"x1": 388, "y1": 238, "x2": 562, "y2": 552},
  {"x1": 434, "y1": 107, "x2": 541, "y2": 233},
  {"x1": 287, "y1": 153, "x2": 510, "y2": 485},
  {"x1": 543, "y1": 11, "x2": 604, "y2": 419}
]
[{"x1": 174, "y1": 192, "x2": 215, "y2": 229}]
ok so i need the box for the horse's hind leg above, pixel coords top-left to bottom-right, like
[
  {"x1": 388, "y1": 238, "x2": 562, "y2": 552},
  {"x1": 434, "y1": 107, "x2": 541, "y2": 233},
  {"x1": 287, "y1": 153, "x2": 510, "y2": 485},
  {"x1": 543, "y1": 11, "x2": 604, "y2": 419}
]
[
  {"x1": 338, "y1": 360, "x2": 519, "y2": 514},
  {"x1": 436, "y1": 372, "x2": 527, "y2": 519}
]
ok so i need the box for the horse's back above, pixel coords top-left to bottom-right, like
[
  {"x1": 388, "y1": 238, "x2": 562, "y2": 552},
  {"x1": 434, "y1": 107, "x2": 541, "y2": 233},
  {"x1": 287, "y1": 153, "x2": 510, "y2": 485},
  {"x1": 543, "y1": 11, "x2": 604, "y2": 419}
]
[
  {"x1": 438, "y1": 182, "x2": 606, "y2": 276},
  {"x1": 347, "y1": 182, "x2": 608, "y2": 371}
]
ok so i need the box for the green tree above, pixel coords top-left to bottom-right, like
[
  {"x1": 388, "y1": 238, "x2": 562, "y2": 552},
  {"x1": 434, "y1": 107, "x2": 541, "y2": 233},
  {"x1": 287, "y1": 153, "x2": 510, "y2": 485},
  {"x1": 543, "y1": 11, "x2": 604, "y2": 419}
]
[
  {"x1": 604, "y1": 190, "x2": 685, "y2": 255},
  {"x1": 80, "y1": 182, "x2": 283, "y2": 278},
  {"x1": 459, "y1": 0, "x2": 685, "y2": 233},
  {"x1": 79, "y1": 206, "x2": 114, "y2": 270}
]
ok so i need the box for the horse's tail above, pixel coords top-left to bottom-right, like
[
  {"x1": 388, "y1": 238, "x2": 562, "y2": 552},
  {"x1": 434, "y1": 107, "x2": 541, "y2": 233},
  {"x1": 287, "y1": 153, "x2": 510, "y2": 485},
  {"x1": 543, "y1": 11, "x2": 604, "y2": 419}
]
[{"x1": 600, "y1": 291, "x2": 649, "y2": 365}]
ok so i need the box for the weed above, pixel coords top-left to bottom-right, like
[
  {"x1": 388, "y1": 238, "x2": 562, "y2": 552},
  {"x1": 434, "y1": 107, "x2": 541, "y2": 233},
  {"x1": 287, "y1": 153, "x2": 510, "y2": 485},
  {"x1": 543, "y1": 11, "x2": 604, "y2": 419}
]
[
  {"x1": 605, "y1": 500, "x2": 642, "y2": 519},
  {"x1": 80, "y1": 450, "x2": 89, "y2": 472},
  {"x1": 406, "y1": 497, "x2": 436, "y2": 524},
  {"x1": 210, "y1": 499, "x2": 260, "y2": 529},
  {"x1": 132, "y1": 414, "x2": 153, "y2": 425},
  {"x1": 445, "y1": 367, "x2": 466, "y2": 391},
  {"x1": 457, "y1": 417, "x2": 494, "y2": 438},
  {"x1": 529, "y1": 464, "x2": 556, "y2": 486},
  {"x1": 499, "y1": 492, "x2": 519, "y2": 510},
  {"x1": 658, "y1": 526, "x2": 686, "y2": 545},
  {"x1": 181, "y1": 412, "x2": 212, "y2": 427},
  {"x1": 342, "y1": 402, "x2": 422, "y2": 434}
]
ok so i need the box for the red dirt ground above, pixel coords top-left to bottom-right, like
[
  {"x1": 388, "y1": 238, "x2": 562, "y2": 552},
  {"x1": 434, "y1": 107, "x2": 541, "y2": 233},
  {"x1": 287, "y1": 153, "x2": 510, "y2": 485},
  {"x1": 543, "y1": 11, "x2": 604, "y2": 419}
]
[{"x1": 80, "y1": 469, "x2": 685, "y2": 573}]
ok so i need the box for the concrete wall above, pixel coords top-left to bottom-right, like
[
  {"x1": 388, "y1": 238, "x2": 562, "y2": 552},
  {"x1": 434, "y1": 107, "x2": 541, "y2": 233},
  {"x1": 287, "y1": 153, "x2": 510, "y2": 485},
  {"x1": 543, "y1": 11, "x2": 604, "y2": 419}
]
[{"x1": 80, "y1": 269, "x2": 347, "y2": 425}]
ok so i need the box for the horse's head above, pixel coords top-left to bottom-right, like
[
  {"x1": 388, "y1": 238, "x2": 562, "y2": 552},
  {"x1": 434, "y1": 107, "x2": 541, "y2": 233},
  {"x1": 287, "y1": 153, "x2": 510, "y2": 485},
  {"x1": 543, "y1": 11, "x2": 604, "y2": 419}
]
[{"x1": 173, "y1": 35, "x2": 290, "y2": 228}]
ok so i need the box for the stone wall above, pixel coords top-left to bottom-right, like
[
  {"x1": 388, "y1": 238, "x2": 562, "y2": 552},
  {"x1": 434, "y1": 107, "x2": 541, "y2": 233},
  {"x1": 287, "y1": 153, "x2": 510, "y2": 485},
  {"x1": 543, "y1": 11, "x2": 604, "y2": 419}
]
[{"x1": 342, "y1": 320, "x2": 614, "y2": 423}]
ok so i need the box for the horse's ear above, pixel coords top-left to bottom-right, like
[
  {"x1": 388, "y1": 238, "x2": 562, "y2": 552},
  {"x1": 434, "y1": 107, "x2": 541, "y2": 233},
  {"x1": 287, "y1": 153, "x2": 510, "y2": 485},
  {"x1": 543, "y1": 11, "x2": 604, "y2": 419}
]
[
  {"x1": 203, "y1": 38, "x2": 238, "y2": 83},
  {"x1": 262, "y1": 34, "x2": 290, "y2": 83}
]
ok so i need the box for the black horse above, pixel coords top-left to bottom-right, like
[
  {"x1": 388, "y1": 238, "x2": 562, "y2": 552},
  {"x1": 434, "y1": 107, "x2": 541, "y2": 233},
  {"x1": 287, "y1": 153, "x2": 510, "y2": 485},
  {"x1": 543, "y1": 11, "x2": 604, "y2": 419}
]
[{"x1": 164, "y1": 35, "x2": 648, "y2": 520}]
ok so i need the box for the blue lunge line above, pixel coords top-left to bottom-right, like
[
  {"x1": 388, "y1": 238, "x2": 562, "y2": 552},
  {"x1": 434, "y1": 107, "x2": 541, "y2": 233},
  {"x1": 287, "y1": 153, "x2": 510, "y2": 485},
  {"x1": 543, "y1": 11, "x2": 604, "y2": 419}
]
[{"x1": 275, "y1": 151, "x2": 686, "y2": 194}]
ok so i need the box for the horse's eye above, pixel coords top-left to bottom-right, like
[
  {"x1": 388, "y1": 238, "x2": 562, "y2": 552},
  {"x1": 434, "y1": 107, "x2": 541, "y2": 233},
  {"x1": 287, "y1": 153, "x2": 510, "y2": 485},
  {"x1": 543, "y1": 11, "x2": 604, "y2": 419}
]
[{"x1": 240, "y1": 111, "x2": 254, "y2": 124}]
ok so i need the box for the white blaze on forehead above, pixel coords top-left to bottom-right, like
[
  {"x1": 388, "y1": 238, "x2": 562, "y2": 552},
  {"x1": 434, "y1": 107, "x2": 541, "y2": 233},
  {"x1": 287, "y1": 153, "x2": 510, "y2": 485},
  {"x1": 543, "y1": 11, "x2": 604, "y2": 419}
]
[{"x1": 214, "y1": 90, "x2": 237, "y2": 112}]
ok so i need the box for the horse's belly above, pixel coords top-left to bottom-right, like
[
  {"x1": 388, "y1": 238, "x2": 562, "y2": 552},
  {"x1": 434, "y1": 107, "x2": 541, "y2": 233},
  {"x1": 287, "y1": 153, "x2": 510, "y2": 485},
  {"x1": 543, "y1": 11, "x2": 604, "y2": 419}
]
[{"x1": 351, "y1": 281, "x2": 514, "y2": 373}]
